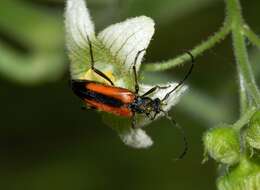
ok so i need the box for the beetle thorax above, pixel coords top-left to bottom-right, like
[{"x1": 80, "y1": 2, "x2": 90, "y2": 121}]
[{"x1": 129, "y1": 96, "x2": 161, "y2": 116}]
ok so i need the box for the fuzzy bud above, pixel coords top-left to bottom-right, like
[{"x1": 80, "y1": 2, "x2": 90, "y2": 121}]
[
  {"x1": 203, "y1": 124, "x2": 241, "y2": 165},
  {"x1": 246, "y1": 111, "x2": 260, "y2": 150},
  {"x1": 217, "y1": 157, "x2": 260, "y2": 190}
]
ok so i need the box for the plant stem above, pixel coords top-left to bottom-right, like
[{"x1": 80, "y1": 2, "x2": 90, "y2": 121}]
[
  {"x1": 233, "y1": 106, "x2": 256, "y2": 131},
  {"x1": 243, "y1": 25, "x2": 260, "y2": 49},
  {"x1": 143, "y1": 18, "x2": 231, "y2": 71},
  {"x1": 238, "y1": 74, "x2": 248, "y2": 114},
  {"x1": 226, "y1": 0, "x2": 260, "y2": 106}
]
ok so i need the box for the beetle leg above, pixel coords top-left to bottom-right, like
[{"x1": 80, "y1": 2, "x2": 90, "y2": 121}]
[
  {"x1": 91, "y1": 67, "x2": 114, "y2": 86},
  {"x1": 132, "y1": 49, "x2": 146, "y2": 94},
  {"x1": 151, "y1": 112, "x2": 158, "y2": 120},
  {"x1": 131, "y1": 113, "x2": 137, "y2": 129},
  {"x1": 86, "y1": 35, "x2": 114, "y2": 86}
]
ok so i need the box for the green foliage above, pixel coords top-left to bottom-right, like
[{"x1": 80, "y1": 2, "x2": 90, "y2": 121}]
[{"x1": 0, "y1": 0, "x2": 66, "y2": 85}]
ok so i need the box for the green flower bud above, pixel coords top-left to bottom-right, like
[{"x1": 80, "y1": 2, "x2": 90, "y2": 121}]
[
  {"x1": 217, "y1": 157, "x2": 260, "y2": 190},
  {"x1": 203, "y1": 124, "x2": 241, "y2": 165},
  {"x1": 246, "y1": 111, "x2": 260, "y2": 150}
]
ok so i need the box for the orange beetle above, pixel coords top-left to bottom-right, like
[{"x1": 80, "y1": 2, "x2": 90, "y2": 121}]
[
  {"x1": 71, "y1": 35, "x2": 194, "y2": 159},
  {"x1": 71, "y1": 35, "x2": 194, "y2": 128}
]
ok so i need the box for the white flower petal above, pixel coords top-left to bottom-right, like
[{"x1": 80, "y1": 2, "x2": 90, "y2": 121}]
[
  {"x1": 119, "y1": 128, "x2": 153, "y2": 148},
  {"x1": 137, "y1": 83, "x2": 188, "y2": 127},
  {"x1": 98, "y1": 16, "x2": 155, "y2": 72},
  {"x1": 65, "y1": 0, "x2": 95, "y2": 49}
]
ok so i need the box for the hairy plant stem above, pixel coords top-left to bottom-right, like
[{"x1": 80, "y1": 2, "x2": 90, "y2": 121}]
[
  {"x1": 232, "y1": 106, "x2": 256, "y2": 131},
  {"x1": 143, "y1": 18, "x2": 231, "y2": 71},
  {"x1": 238, "y1": 74, "x2": 248, "y2": 114},
  {"x1": 226, "y1": 0, "x2": 260, "y2": 108},
  {"x1": 243, "y1": 25, "x2": 260, "y2": 49}
]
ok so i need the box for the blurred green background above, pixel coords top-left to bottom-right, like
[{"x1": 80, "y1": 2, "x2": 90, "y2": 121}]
[{"x1": 0, "y1": 0, "x2": 260, "y2": 190}]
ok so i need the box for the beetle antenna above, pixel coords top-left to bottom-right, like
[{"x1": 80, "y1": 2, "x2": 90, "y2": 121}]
[
  {"x1": 162, "y1": 52, "x2": 194, "y2": 102},
  {"x1": 161, "y1": 110, "x2": 188, "y2": 160}
]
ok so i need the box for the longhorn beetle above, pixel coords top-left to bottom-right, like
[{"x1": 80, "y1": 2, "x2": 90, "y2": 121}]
[{"x1": 71, "y1": 35, "x2": 194, "y2": 158}]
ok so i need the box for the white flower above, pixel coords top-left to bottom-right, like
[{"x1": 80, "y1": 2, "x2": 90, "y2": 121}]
[{"x1": 65, "y1": 0, "x2": 188, "y2": 149}]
